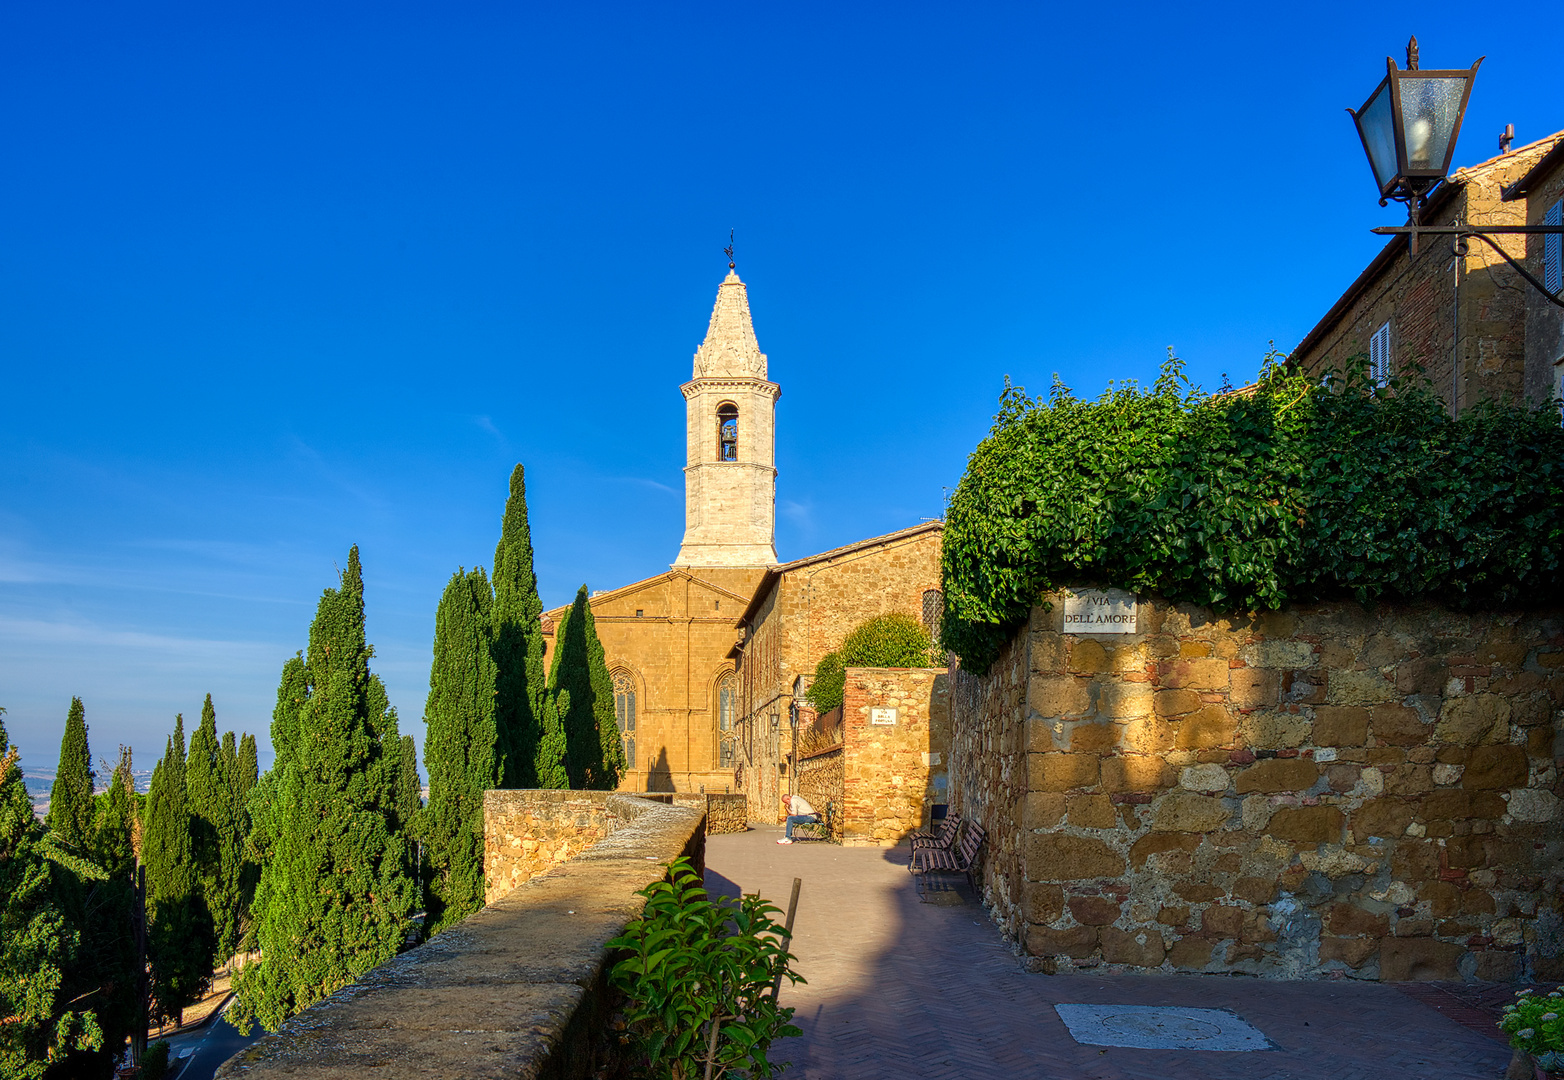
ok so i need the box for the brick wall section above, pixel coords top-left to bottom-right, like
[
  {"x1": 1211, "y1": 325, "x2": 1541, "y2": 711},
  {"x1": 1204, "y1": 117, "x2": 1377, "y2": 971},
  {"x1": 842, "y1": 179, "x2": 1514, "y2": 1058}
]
[
  {"x1": 841, "y1": 667, "x2": 950, "y2": 846},
  {"x1": 1293, "y1": 135, "x2": 1561, "y2": 410},
  {"x1": 217, "y1": 795, "x2": 705, "y2": 1080},
  {"x1": 950, "y1": 592, "x2": 1564, "y2": 982}
]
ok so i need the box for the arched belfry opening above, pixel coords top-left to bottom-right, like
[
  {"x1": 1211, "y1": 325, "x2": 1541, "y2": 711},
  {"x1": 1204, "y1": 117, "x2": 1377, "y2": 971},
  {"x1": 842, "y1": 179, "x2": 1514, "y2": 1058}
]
[{"x1": 717, "y1": 403, "x2": 739, "y2": 461}]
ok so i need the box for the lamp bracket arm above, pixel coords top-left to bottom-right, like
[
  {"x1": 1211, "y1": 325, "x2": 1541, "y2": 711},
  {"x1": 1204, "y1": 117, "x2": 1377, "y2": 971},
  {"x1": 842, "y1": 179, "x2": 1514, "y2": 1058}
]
[{"x1": 1369, "y1": 225, "x2": 1564, "y2": 309}]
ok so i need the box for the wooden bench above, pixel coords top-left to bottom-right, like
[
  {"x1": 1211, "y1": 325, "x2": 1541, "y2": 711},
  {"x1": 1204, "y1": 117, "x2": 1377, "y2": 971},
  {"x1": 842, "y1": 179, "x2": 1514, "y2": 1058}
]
[
  {"x1": 906, "y1": 812, "x2": 962, "y2": 872},
  {"x1": 791, "y1": 800, "x2": 834, "y2": 841},
  {"x1": 910, "y1": 820, "x2": 986, "y2": 889}
]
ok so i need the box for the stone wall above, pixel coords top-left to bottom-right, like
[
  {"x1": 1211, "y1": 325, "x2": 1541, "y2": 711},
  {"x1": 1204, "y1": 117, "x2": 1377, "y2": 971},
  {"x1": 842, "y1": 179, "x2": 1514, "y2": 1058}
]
[
  {"x1": 216, "y1": 794, "x2": 705, "y2": 1080},
  {"x1": 796, "y1": 746, "x2": 844, "y2": 842},
  {"x1": 841, "y1": 667, "x2": 950, "y2": 846},
  {"x1": 484, "y1": 789, "x2": 620, "y2": 905},
  {"x1": 949, "y1": 591, "x2": 1564, "y2": 982},
  {"x1": 631, "y1": 791, "x2": 748, "y2": 834}
]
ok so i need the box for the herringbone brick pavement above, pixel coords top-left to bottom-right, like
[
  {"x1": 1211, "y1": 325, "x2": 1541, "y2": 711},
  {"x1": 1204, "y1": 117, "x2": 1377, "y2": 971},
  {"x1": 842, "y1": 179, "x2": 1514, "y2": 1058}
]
[{"x1": 706, "y1": 828, "x2": 1513, "y2": 1080}]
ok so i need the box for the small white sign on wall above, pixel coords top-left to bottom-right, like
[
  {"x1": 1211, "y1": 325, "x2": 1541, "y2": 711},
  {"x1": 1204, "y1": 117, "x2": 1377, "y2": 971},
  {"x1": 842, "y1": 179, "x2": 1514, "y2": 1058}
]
[
  {"x1": 870, "y1": 707, "x2": 897, "y2": 725},
  {"x1": 1062, "y1": 589, "x2": 1138, "y2": 634}
]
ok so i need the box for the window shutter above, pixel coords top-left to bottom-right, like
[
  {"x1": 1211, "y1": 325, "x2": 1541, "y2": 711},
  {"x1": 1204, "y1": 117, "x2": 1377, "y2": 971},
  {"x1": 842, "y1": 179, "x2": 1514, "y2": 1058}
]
[
  {"x1": 1370, "y1": 321, "x2": 1391, "y2": 385},
  {"x1": 1545, "y1": 201, "x2": 1562, "y2": 296}
]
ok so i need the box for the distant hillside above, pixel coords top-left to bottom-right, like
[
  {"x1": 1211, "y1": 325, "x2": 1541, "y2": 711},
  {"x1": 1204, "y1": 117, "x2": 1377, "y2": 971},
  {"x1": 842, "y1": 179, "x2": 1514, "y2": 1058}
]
[{"x1": 22, "y1": 767, "x2": 154, "y2": 820}]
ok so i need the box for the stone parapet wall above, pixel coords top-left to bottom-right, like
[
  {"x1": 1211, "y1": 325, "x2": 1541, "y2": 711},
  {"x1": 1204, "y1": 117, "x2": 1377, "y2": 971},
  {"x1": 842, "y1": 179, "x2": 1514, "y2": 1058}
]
[
  {"x1": 950, "y1": 592, "x2": 1564, "y2": 982},
  {"x1": 484, "y1": 789, "x2": 620, "y2": 905},
  {"x1": 631, "y1": 791, "x2": 748, "y2": 833},
  {"x1": 796, "y1": 746, "x2": 844, "y2": 842},
  {"x1": 216, "y1": 794, "x2": 705, "y2": 1080},
  {"x1": 842, "y1": 667, "x2": 950, "y2": 846}
]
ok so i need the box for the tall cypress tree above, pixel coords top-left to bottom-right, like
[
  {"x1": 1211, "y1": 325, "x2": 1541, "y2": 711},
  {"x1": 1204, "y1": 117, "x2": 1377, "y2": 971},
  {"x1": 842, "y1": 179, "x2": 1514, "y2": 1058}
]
[
  {"x1": 142, "y1": 717, "x2": 214, "y2": 1027},
  {"x1": 231, "y1": 733, "x2": 259, "y2": 953},
  {"x1": 46, "y1": 697, "x2": 94, "y2": 849},
  {"x1": 233, "y1": 547, "x2": 415, "y2": 1034},
  {"x1": 550, "y1": 586, "x2": 623, "y2": 790},
  {"x1": 492, "y1": 464, "x2": 549, "y2": 788},
  {"x1": 0, "y1": 709, "x2": 102, "y2": 1079},
  {"x1": 582, "y1": 597, "x2": 625, "y2": 790},
  {"x1": 54, "y1": 749, "x2": 139, "y2": 1080},
  {"x1": 188, "y1": 697, "x2": 248, "y2": 967},
  {"x1": 422, "y1": 567, "x2": 501, "y2": 932}
]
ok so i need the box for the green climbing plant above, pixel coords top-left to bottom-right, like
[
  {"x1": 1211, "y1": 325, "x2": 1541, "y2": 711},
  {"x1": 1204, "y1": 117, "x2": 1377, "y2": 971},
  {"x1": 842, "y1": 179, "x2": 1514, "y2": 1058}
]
[
  {"x1": 941, "y1": 352, "x2": 1564, "y2": 672},
  {"x1": 607, "y1": 858, "x2": 802, "y2": 1080}
]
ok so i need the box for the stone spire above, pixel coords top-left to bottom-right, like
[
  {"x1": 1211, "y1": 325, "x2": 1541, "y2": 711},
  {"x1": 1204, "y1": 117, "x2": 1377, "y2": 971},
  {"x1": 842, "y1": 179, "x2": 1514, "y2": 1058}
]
[{"x1": 691, "y1": 271, "x2": 767, "y2": 379}]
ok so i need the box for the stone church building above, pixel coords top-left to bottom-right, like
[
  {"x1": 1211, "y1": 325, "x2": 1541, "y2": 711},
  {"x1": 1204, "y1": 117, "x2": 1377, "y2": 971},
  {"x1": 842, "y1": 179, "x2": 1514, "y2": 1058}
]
[{"x1": 539, "y1": 268, "x2": 943, "y2": 810}]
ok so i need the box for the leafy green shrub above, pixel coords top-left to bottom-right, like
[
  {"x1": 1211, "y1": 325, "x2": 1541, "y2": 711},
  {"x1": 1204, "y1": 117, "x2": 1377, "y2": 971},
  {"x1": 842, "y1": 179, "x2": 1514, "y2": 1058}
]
[
  {"x1": 803, "y1": 652, "x2": 844, "y2": 714},
  {"x1": 941, "y1": 354, "x2": 1564, "y2": 672},
  {"x1": 608, "y1": 857, "x2": 802, "y2": 1079},
  {"x1": 1500, "y1": 987, "x2": 1563, "y2": 1070},
  {"x1": 804, "y1": 614, "x2": 939, "y2": 713},
  {"x1": 141, "y1": 1039, "x2": 172, "y2": 1080}
]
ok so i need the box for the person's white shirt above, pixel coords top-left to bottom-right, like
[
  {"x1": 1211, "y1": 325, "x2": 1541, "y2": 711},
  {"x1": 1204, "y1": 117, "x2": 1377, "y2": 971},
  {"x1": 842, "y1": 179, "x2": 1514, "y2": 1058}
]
[{"x1": 788, "y1": 794, "x2": 816, "y2": 818}]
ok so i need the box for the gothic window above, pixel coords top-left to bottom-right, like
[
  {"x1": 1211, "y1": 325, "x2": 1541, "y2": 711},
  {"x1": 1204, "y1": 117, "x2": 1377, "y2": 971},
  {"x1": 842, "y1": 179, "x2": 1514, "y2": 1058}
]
[
  {"x1": 718, "y1": 674, "x2": 736, "y2": 769},
  {"x1": 614, "y1": 671, "x2": 637, "y2": 770},
  {"x1": 717, "y1": 403, "x2": 739, "y2": 461}
]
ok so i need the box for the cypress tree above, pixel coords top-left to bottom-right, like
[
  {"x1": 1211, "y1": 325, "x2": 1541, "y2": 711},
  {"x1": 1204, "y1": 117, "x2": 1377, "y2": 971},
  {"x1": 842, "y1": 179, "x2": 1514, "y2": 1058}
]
[
  {"x1": 142, "y1": 717, "x2": 214, "y2": 1027},
  {"x1": 46, "y1": 697, "x2": 94, "y2": 849},
  {"x1": 0, "y1": 709, "x2": 103, "y2": 1079},
  {"x1": 233, "y1": 546, "x2": 415, "y2": 1033},
  {"x1": 492, "y1": 464, "x2": 549, "y2": 788},
  {"x1": 550, "y1": 586, "x2": 623, "y2": 790},
  {"x1": 55, "y1": 749, "x2": 139, "y2": 1080},
  {"x1": 422, "y1": 567, "x2": 501, "y2": 932},
  {"x1": 229, "y1": 732, "x2": 259, "y2": 953},
  {"x1": 188, "y1": 697, "x2": 249, "y2": 967}
]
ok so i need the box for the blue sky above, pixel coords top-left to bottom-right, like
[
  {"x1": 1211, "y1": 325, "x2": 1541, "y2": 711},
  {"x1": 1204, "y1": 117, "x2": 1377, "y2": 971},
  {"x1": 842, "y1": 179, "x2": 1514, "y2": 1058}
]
[{"x1": 1, "y1": 2, "x2": 1555, "y2": 771}]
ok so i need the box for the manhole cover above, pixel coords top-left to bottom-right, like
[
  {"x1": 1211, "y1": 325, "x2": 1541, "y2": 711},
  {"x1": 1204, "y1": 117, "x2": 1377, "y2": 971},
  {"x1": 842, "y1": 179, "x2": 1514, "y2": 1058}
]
[{"x1": 1054, "y1": 1004, "x2": 1272, "y2": 1051}]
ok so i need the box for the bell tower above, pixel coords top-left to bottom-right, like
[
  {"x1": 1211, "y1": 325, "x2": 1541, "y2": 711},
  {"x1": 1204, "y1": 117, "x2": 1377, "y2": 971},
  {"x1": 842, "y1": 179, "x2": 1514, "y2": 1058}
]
[{"x1": 672, "y1": 268, "x2": 780, "y2": 568}]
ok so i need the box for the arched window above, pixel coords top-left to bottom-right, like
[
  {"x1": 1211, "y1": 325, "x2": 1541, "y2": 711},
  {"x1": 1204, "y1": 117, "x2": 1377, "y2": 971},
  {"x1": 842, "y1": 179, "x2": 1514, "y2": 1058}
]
[
  {"x1": 717, "y1": 403, "x2": 739, "y2": 461},
  {"x1": 614, "y1": 671, "x2": 637, "y2": 770},
  {"x1": 717, "y1": 673, "x2": 736, "y2": 769}
]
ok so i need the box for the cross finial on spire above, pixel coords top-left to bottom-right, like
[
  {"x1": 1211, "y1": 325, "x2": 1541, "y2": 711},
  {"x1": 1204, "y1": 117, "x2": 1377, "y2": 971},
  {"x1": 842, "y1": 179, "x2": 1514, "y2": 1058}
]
[{"x1": 724, "y1": 229, "x2": 735, "y2": 271}]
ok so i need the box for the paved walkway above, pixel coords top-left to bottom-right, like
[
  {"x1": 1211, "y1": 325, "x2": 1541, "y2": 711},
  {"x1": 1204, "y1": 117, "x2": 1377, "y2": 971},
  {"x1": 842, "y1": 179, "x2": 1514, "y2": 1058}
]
[{"x1": 705, "y1": 827, "x2": 1516, "y2": 1080}]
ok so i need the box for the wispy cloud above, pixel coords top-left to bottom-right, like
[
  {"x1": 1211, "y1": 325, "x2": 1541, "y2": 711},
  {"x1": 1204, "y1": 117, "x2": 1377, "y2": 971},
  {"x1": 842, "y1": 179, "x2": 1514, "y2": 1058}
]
[
  {"x1": 474, "y1": 415, "x2": 508, "y2": 446},
  {"x1": 609, "y1": 476, "x2": 678, "y2": 496},
  {"x1": 780, "y1": 499, "x2": 815, "y2": 529}
]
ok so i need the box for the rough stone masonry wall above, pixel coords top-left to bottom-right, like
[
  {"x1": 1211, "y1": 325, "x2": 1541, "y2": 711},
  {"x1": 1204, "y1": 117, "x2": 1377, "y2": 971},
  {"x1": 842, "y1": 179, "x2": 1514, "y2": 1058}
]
[
  {"x1": 216, "y1": 794, "x2": 706, "y2": 1080},
  {"x1": 949, "y1": 593, "x2": 1564, "y2": 982},
  {"x1": 485, "y1": 789, "x2": 619, "y2": 905},
  {"x1": 796, "y1": 746, "x2": 844, "y2": 842},
  {"x1": 632, "y1": 791, "x2": 748, "y2": 834},
  {"x1": 841, "y1": 667, "x2": 950, "y2": 845},
  {"x1": 485, "y1": 790, "x2": 745, "y2": 905}
]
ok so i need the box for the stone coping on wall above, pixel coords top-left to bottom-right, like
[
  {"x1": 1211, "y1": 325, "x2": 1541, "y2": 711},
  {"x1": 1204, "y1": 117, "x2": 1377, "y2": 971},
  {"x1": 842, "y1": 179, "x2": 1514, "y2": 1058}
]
[{"x1": 215, "y1": 793, "x2": 705, "y2": 1080}]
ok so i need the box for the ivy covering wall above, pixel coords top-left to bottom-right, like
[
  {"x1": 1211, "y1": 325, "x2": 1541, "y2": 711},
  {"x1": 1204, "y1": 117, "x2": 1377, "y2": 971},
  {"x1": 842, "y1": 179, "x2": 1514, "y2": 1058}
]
[{"x1": 941, "y1": 356, "x2": 1564, "y2": 672}]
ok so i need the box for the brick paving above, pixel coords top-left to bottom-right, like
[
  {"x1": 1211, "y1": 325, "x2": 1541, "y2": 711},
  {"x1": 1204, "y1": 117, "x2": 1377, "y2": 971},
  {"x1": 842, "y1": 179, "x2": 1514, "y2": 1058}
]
[{"x1": 705, "y1": 828, "x2": 1515, "y2": 1080}]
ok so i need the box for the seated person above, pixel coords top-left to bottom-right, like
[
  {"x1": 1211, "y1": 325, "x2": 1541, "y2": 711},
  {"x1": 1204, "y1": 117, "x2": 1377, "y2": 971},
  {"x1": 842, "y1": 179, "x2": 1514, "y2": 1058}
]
[{"x1": 777, "y1": 793, "x2": 821, "y2": 844}]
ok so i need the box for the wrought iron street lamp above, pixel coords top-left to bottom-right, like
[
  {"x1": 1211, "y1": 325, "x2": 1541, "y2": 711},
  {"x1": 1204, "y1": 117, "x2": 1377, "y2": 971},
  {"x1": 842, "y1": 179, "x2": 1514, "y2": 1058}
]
[
  {"x1": 1348, "y1": 36, "x2": 1563, "y2": 307},
  {"x1": 1349, "y1": 37, "x2": 1480, "y2": 217}
]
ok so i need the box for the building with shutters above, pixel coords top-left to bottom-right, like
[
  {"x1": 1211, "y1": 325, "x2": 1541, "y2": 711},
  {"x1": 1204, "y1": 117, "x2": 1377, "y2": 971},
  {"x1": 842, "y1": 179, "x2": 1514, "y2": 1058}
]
[
  {"x1": 1292, "y1": 127, "x2": 1564, "y2": 412},
  {"x1": 540, "y1": 268, "x2": 945, "y2": 805}
]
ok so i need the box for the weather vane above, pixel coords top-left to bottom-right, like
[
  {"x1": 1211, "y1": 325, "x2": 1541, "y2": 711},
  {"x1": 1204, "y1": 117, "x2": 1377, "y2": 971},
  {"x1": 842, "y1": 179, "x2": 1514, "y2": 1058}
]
[{"x1": 724, "y1": 230, "x2": 735, "y2": 270}]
